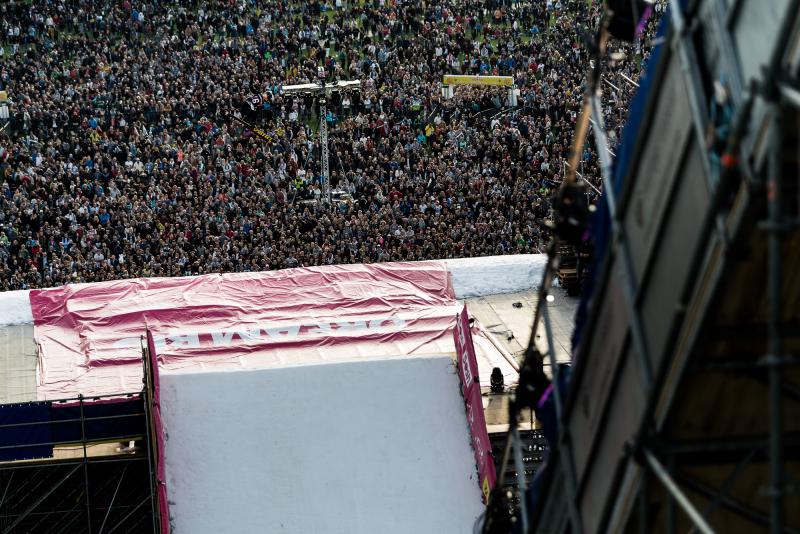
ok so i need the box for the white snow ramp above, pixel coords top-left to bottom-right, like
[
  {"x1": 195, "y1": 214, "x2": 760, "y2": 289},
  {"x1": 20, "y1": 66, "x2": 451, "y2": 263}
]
[{"x1": 161, "y1": 356, "x2": 485, "y2": 533}]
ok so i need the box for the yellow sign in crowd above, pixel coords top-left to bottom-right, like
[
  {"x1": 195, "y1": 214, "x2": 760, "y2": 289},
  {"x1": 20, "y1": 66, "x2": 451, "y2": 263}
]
[{"x1": 442, "y1": 75, "x2": 514, "y2": 87}]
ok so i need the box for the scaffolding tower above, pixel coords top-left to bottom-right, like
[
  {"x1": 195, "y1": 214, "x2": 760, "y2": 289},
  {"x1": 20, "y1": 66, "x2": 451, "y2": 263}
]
[
  {"x1": 280, "y1": 79, "x2": 361, "y2": 206},
  {"x1": 0, "y1": 342, "x2": 162, "y2": 533},
  {"x1": 487, "y1": 0, "x2": 800, "y2": 532}
]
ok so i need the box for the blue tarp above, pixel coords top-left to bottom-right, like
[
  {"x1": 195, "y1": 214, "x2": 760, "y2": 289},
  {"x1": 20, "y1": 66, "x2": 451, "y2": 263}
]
[
  {"x1": 0, "y1": 397, "x2": 145, "y2": 462},
  {"x1": 0, "y1": 402, "x2": 53, "y2": 461},
  {"x1": 51, "y1": 397, "x2": 146, "y2": 443}
]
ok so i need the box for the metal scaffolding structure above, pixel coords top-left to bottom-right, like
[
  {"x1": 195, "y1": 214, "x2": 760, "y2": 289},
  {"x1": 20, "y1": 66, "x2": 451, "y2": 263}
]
[
  {"x1": 0, "y1": 393, "x2": 156, "y2": 534},
  {"x1": 0, "y1": 345, "x2": 161, "y2": 533},
  {"x1": 485, "y1": 0, "x2": 800, "y2": 532},
  {"x1": 280, "y1": 79, "x2": 361, "y2": 206}
]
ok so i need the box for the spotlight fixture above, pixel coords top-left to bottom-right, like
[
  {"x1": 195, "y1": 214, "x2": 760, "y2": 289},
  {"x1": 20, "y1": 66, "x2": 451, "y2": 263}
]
[{"x1": 490, "y1": 367, "x2": 505, "y2": 393}]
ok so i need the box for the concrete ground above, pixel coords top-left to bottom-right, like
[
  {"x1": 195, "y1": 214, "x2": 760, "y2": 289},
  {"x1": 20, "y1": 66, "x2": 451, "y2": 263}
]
[
  {"x1": 465, "y1": 288, "x2": 578, "y2": 370},
  {"x1": 465, "y1": 288, "x2": 579, "y2": 429}
]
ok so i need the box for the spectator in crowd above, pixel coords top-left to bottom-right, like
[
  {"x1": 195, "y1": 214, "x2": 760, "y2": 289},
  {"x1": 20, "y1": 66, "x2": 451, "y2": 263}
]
[{"x1": 0, "y1": 0, "x2": 661, "y2": 290}]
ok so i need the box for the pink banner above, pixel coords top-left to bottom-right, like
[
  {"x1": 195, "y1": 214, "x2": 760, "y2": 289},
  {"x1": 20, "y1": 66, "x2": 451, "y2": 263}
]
[
  {"x1": 453, "y1": 305, "x2": 496, "y2": 503},
  {"x1": 466, "y1": 381, "x2": 495, "y2": 501},
  {"x1": 29, "y1": 262, "x2": 460, "y2": 398},
  {"x1": 147, "y1": 330, "x2": 170, "y2": 534},
  {"x1": 454, "y1": 306, "x2": 480, "y2": 392}
]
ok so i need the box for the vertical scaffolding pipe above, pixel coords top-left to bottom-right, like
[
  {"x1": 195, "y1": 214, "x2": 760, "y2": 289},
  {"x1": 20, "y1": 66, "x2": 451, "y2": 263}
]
[
  {"x1": 79, "y1": 395, "x2": 93, "y2": 534},
  {"x1": 540, "y1": 303, "x2": 564, "y2": 418},
  {"x1": 666, "y1": 455, "x2": 676, "y2": 534},
  {"x1": 143, "y1": 391, "x2": 158, "y2": 534},
  {"x1": 142, "y1": 342, "x2": 159, "y2": 534},
  {"x1": 758, "y1": 0, "x2": 800, "y2": 522},
  {"x1": 766, "y1": 102, "x2": 784, "y2": 534},
  {"x1": 320, "y1": 97, "x2": 331, "y2": 206}
]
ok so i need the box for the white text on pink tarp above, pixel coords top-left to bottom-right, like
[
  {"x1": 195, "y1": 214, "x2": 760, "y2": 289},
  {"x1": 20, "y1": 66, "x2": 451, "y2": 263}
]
[{"x1": 111, "y1": 316, "x2": 408, "y2": 351}]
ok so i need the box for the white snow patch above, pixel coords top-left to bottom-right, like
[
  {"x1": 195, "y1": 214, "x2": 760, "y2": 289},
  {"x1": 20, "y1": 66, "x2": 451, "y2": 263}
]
[
  {"x1": 0, "y1": 290, "x2": 33, "y2": 326},
  {"x1": 161, "y1": 356, "x2": 485, "y2": 534},
  {"x1": 446, "y1": 254, "x2": 547, "y2": 299}
]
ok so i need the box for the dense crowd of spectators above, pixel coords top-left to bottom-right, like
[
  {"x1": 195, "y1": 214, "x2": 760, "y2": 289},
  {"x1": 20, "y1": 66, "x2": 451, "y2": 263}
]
[{"x1": 0, "y1": 0, "x2": 661, "y2": 290}]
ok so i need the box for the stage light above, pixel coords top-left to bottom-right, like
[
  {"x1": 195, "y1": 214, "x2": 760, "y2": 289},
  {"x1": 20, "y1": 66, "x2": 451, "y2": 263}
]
[{"x1": 490, "y1": 367, "x2": 505, "y2": 392}]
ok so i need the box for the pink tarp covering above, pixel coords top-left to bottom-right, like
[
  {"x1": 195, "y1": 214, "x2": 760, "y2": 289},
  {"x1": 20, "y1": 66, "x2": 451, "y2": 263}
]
[{"x1": 29, "y1": 262, "x2": 469, "y2": 398}]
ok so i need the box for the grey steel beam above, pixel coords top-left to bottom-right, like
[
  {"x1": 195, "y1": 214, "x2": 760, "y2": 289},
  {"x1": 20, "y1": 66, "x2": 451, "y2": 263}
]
[
  {"x1": 0, "y1": 455, "x2": 147, "y2": 471},
  {"x1": 642, "y1": 448, "x2": 715, "y2": 534},
  {"x1": 18, "y1": 502, "x2": 149, "y2": 518},
  {"x1": 79, "y1": 395, "x2": 93, "y2": 534},
  {"x1": 675, "y1": 472, "x2": 800, "y2": 534},
  {"x1": 142, "y1": 339, "x2": 159, "y2": 534},
  {"x1": 779, "y1": 83, "x2": 800, "y2": 110},
  {"x1": 668, "y1": 0, "x2": 715, "y2": 188}
]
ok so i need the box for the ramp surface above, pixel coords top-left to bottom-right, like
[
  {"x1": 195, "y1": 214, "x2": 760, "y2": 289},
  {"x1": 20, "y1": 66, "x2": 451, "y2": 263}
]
[{"x1": 161, "y1": 356, "x2": 484, "y2": 533}]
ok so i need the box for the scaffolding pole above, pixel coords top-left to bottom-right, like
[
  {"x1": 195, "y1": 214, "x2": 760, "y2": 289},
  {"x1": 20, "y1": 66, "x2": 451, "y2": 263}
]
[
  {"x1": 79, "y1": 395, "x2": 93, "y2": 534},
  {"x1": 142, "y1": 335, "x2": 160, "y2": 534},
  {"x1": 320, "y1": 98, "x2": 330, "y2": 205},
  {"x1": 642, "y1": 449, "x2": 715, "y2": 534},
  {"x1": 766, "y1": 97, "x2": 785, "y2": 534},
  {"x1": 759, "y1": 1, "x2": 800, "y2": 528}
]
